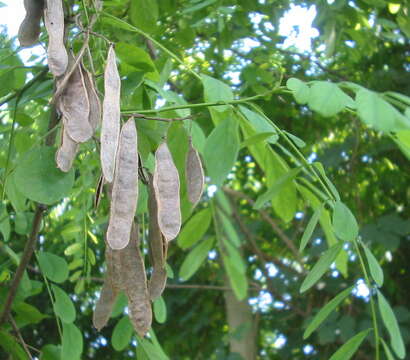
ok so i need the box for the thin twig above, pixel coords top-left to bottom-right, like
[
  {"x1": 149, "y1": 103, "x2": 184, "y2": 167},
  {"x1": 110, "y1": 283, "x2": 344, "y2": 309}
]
[
  {"x1": 0, "y1": 205, "x2": 46, "y2": 326},
  {"x1": 9, "y1": 314, "x2": 33, "y2": 359},
  {"x1": 223, "y1": 187, "x2": 305, "y2": 266},
  {"x1": 130, "y1": 113, "x2": 196, "y2": 122}
]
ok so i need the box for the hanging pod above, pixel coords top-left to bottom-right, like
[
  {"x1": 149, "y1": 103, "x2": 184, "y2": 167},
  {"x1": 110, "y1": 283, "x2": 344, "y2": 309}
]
[
  {"x1": 119, "y1": 222, "x2": 152, "y2": 337},
  {"x1": 101, "y1": 44, "x2": 121, "y2": 183},
  {"x1": 147, "y1": 174, "x2": 168, "y2": 301},
  {"x1": 58, "y1": 55, "x2": 93, "y2": 143},
  {"x1": 81, "y1": 62, "x2": 102, "y2": 132},
  {"x1": 153, "y1": 142, "x2": 182, "y2": 242},
  {"x1": 44, "y1": 0, "x2": 68, "y2": 76},
  {"x1": 106, "y1": 118, "x2": 138, "y2": 250},
  {"x1": 18, "y1": 0, "x2": 44, "y2": 47},
  {"x1": 55, "y1": 124, "x2": 78, "y2": 172},
  {"x1": 186, "y1": 136, "x2": 205, "y2": 207}
]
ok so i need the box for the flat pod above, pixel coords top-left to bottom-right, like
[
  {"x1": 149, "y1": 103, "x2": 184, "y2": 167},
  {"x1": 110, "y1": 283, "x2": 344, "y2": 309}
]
[
  {"x1": 106, "y1": 118, "x2": 138, "y2": 250},
  {"x1": 18, "y1": 0, "x2": 44, "y2": 47},
  {"x1": 82, "y1": 63, "x2": 102, "y2": 132},
  {"x1": 186, "y1": 138, "x2": 205, "y2": 206},
  {"x1": 55, "y1": 124, "x2": 78, "y2": 172},
  {"x1": 59, "y1": 58, "x2": 93, "y2": 143},
  {"x1": 92, "y1": 276, "x2": 117, "y2": 331},
  {"x1": 44, "y1": 0, "x2": 68, "y2": 76},
  {"x1": 147, "y1": 174, "x2": 168, "y2": 300},
  {"x1": 119, "y1": 223, "x2": 152, "y2": 337},
  {"x1": 153, "y1": 142, "x2": 181, "y2": 242},
  {"x1": 101, "y1": 45, "x2": 121, "y2": 183}
]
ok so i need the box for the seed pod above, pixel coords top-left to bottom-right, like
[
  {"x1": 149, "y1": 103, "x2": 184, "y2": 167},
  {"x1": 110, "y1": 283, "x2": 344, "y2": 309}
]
[
  {"x1": 101, "y1": 45, "x2": 121, "y2": 183},
  {"x1": 92, "y1": 275, "x2": 117, "y2": 331},
  {"x1": 44, "y1": 0, "x2": 68, "y2": 76},
  {"x1": 120, "y1": 223, "x2": 152, "y2": 337},
  {"x1": 147, "y1": 174, "x2": 168, "y2": 300},
  {"x1": 153, "y1": 142, "x2": 181, "y2": 242},
  {"x1": 186, "y1": 137, "x2": 205, "y2": 206},
  {"x1": 106, "y1": 118, "x2": 138, "y2": 250},
  {"x1": 59, "y1": 58, "x2": 93, "y2": 143},
  {"x1": 55, "y1": 124, "x2": 78, "y2": 172},
  {"x1": 18, "y1": 0, "x2": 44, "y2": 47},
  {"x1": 82, "y1": 63, "x2": 102, "y2": 132}
]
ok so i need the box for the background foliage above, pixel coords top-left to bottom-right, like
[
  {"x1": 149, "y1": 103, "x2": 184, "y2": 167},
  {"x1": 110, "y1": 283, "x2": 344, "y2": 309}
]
[{"x1": 0, "y1": 0, "x2": 409, "y2": 359}]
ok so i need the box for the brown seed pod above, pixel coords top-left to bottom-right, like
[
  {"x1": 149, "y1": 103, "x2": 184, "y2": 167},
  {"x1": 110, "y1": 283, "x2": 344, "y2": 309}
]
[
  {"x1": 120, "y1": 223, "x2": 152, "y2": 337},
  {"x1": 153, "y1": 142, "x2": 181, "y2": 242},
  {"x1": 44, "y1": 0, "x2": 68, "y2": 76},
  {"x1": 92, "y1": 275, "x2": 117, "y2": 331},
  {"x1": 58, "y1": 56, "x2": 93, "y2": 143},
  {"x1": 101, "y1": 45, "x2": 121, "y2": 183},
  {"x1": 186, "y1": 137, "x2": 205, "y2": 206},
  {"x1": 18, "y1": 0, "x2": 44, "y2": 47},
  {"x1": 55, "y1": 124, "x2": 78, "y2": 172},
  {"x1": 81, "y1": 63, "x2": 102, "y2": 132},
  {"x1": 106, "y1": 118, "x2": 138, "y2": 250},
  {"x1": 147, "y1": 174, "x2": 168, "y2": 300}
]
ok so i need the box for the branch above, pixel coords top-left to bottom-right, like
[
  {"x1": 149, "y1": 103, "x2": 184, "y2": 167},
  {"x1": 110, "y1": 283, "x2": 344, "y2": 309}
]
[
  {"x1": 129, "y1": 113, "x2": 196, "y2": 122},
  {"x1": 9, "y1": 314, "x2": 33, "y2": 359},
  {"x1": 0, "y1": 205, "x2": 46, "y2": 326},
  {"x1": 223, "y1": 187, "x2": 305, "y2": 266}
]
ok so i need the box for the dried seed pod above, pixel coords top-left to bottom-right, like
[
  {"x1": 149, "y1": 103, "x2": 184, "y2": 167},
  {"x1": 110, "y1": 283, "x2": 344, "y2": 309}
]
[
  {"x1": 153, "y1": 142, "x2": 181, "y2": 242},
  {"x1": 18, "y1": 0, "x2": 44, "y2": 47},
  {"x1": 147, "y1": 174, "x2": 168, "y2": 300},
  {"x1": 55, "y1": 124, "x2": 78, "y2": 172},
  {"x1": 120, "y1": 223, "x2": 152, "y2": 337},
  {"x1": 186, "y1": 137, "x2": 205, "y2": 206},
  {"x1": 92, "y1": 276, "x2": 117, "y2": 331},
  {"x1": 82, "y1": 63, "x2": 102, "y2": 132},
  {"x1": 106, "y1": 118, "x2": 138, "y2": 250},
  {"x1": 59, "y1": 58, "x2": 93, "y2": 143},
  {"x1": 101, "y1": 45, "x2": 121, "y2": 183},
  {"x1": 44, "y1": 0, "x2": 68, "y2": 76}
]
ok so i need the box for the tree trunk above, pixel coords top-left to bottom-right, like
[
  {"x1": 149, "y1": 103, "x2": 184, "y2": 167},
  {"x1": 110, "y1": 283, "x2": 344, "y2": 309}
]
[{"x1": 223, "y1": 276, "x2": 257, "y2": 360}]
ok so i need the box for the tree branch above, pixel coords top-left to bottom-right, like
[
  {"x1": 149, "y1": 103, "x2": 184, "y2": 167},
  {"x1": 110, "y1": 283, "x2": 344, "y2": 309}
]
[
  {"x1": 0, "y1": 205, "x2": 46, "y2": 326},
  {"x1": 9, "y1": 314, "x2": 33, "y2": 359}
]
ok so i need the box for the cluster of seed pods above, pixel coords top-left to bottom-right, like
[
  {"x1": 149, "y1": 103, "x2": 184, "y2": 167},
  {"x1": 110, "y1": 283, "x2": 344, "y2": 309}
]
[{"x1": 18, "y1": 2, "x2": 205, "y2": 337}]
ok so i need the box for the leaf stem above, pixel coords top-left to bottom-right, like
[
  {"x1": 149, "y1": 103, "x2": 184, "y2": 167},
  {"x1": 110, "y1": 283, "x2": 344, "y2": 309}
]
[
  {"x1": 353, "y1": 239, "x2": 380, "y2": 360},
  {"x1": 102, "y1": 12, "x2": 202, "y2": 80}
]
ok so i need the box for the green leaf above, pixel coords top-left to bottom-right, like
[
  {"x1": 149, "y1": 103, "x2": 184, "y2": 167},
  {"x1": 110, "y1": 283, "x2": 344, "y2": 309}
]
[
  {"x1": 13, "y1": 302, "x2": 48, "y2": 325},
  {"x1": 218, "y1": 209, "x2": 241, "y2": 247},
  {"x1": 254, "y1": 168, "x2": 301, "y2": 209},
  {"x1": 286, "y1": 77, "x2": 310, "y2": 104},
  {"x1": 240, "y1": 131, "x2": 277, "y2": 149},
  {"x1": 356, "y1": 89, "x2": 410, "y2": 132},
  {"x1": 14, "y1": 147, "x2": 75, "y2": 205},
  {"x1": 283, "y1": 130, "x2": 306, "y2": 148},
  {"x1": 299, "y1": 204, "x2": 323, "y2": 253},
  {"x1": 381, "y1": 338, "x2": 396, "y2": 360},
  {"x1": 182, "y1": 0, "x2": 217, "y2": 14},
  {"x1": 222, "y1": 237, "x2": 246, "y2": 274},
  {"x1": 362, "y1": 245, "x2": 384, "y2": 286},
  {"x1": 111, "y1": 292, "x2": 128, "y2": 318},
  {"x1": 179, "y1": 237, "x2": 215, "y2": 281},
  {"x1": 300, "y1": 242, "x2": 343, "y2": 293},
  {"x1": 308, "y1": 81, "x2": 354, "y2": 117},
  {"x1": 115, "y1": 42, "x2": 158, "y2": 77},
  {"x1": 138, "y1": 336, "x2": 169, "y2": 360},
  {"x1": 129, "y1": 0, "x2": 158, "y2": 33},
  {"x1": 40, "y1": 344, "x2": 61, "y2": 360},
  {"x1": 223, "y1": 254, "x2": 248, "y2": 300},
  {"x1": 177, "y1": 208, "x2": 212, "y2": 249},
  {"x1": 304, "y1": 285, "x2": 354, "y2": 339},
  {"x1": 238, "y1": 105, "x2": 279, "y2": 144},
  {"x1": 329, "y1": 328, "x2": 372, "y2": 360},
  {"x1": 332, "y1": 201, "x2": 359, "y2": 242},
  {"x1": 112, "y1": 316, "x2": 134, "y2": 351},
  {"x1": 378, "y1": 290, "x2": 406, "y2": 359},
  {"x1": 61, "y1": 323, "x2": 83, "y2": 360},
  {"x1": 102, "y1": 12, "x2": 138, "y2": 32},
  {"x1": 203, "y1": 117, "x2": 239, "y2": 186},
  {"x1": 153, "y1": 296, "x2": 167, "y2": 324},
  {"x1": 5, "y1": 172, "x2": 27, "y2": 212},
  {"x1": 0, "y1": 330, "x2": 27, "y2": 360},
  {"x1": 38, "y1": 252, "x2": 69, "y2": 284},
  {"x1": 313, "y1": 162, "x2": 341, "y2": 201},
  {"x1": 201, "y1": 74, "x2": 233, "y2": 113},
  {"x1": 52, "y1": 284, "x2": 76, "y2": 323}
]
